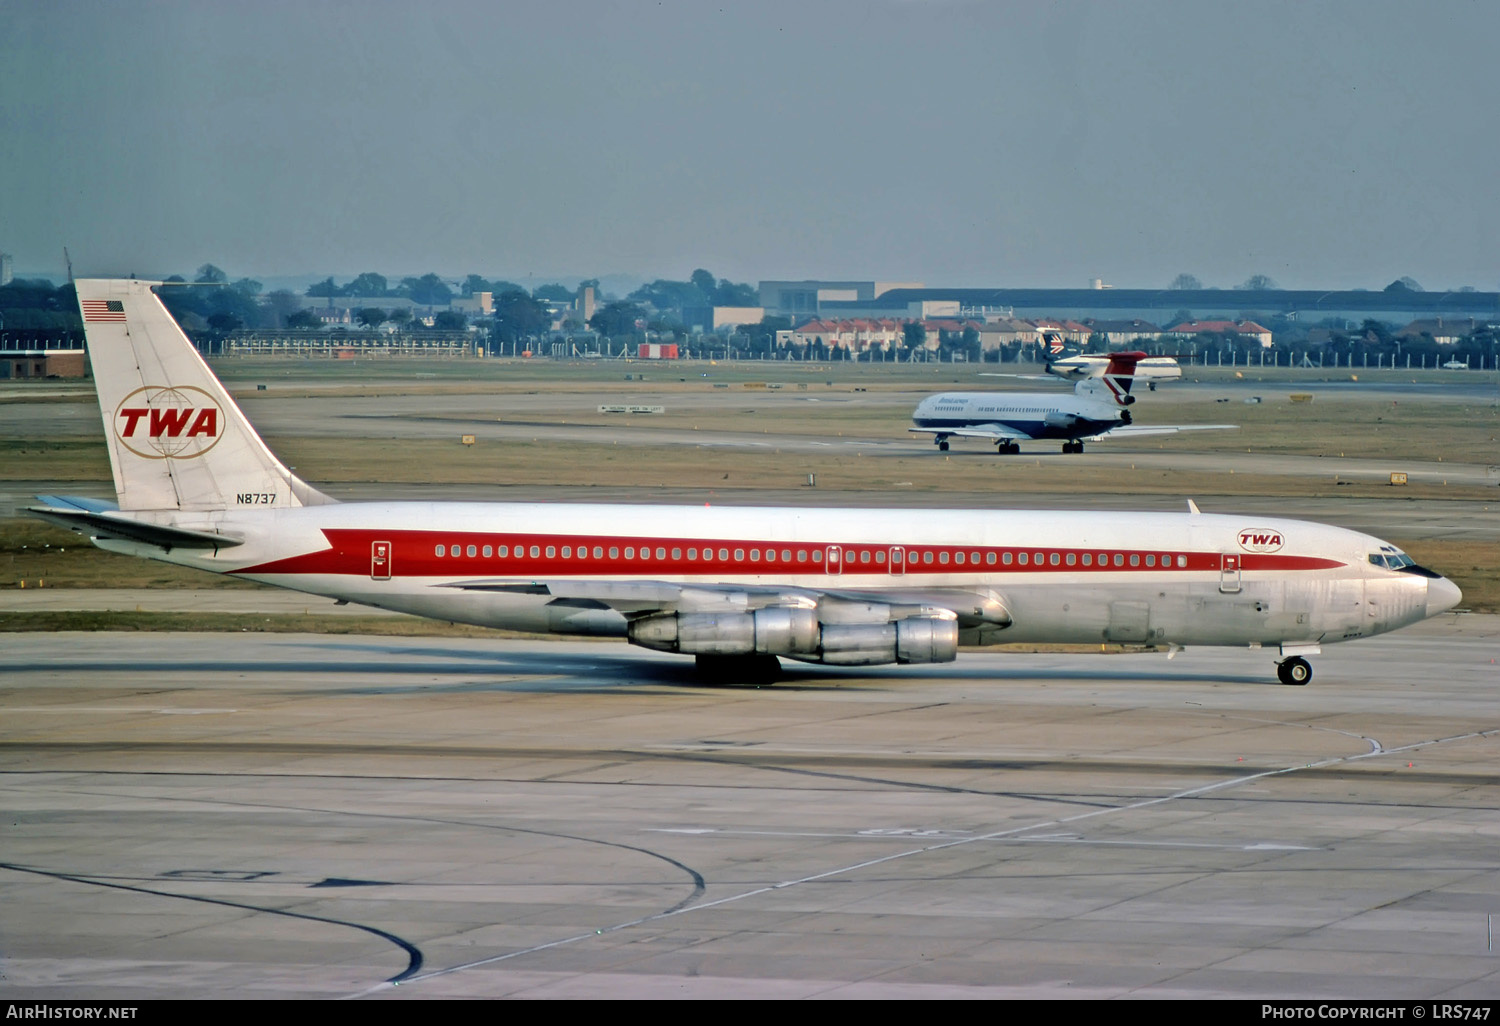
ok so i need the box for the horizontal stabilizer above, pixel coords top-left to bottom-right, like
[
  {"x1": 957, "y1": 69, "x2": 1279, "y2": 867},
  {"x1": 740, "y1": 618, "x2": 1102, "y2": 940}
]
[{"x1": 27, "y1": 497, "x2": 242, "y2": 551}]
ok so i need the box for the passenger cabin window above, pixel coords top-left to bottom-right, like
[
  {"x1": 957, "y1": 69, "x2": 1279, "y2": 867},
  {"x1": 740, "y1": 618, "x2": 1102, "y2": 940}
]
[{"x1": 435, "y1": 544, "x2": 445, "y2": 557}]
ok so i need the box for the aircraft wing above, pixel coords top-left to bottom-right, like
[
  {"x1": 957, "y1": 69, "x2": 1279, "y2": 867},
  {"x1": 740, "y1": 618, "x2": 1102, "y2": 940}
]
[
  {"x1": 441, "y1": 578, "x2": 1012, "y2": 629},
  {"x1": 1089, "y1": 424, "x2": 1239, "y2": 439},
  {"x1": 909, "y1": 424, "x2": 1030, "y2": 441}
]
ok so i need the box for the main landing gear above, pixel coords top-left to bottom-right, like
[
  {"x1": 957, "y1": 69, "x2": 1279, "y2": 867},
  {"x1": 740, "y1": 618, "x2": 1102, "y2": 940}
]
[
  {"x1": 1276, "y1": 656, "x2": 1312, "y2": 686},
  {"x1": 1062, "y1": 440, "x2": 1085, "y2": 454},
  {"x1": 995, "y1": 440, "x2": 1020, "y2": 455},
  {"x1": 694, "y1": 653, "x2": 781, "y2": 687},
  {"x1": 937, "y1": 439, "x2": 950, "y2": 451}
]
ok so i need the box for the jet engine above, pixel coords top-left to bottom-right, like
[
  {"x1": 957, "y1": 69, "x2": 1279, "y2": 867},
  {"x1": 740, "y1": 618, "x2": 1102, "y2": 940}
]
[{"x1": 627, "y1": 603, "x2": 958, "y2": 666}]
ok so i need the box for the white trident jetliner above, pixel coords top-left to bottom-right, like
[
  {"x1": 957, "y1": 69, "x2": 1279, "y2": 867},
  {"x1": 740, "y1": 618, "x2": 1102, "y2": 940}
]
[
  {"x1": 1040, "y1": 332, "x2": 1183, "y2": 388},
  {"x1": 33, "y1": 279, "x2": 1459, "y2": 687},
  {"x1": 912, "y1": 352, "x2": 1229, "y2": 454}
]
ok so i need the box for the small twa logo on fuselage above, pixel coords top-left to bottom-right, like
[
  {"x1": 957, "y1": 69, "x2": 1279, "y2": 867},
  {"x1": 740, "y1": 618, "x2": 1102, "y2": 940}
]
[
  {"x1": 114, "y1": 385, "x2": 224, "y2": 460},
  {"x1": 1238, "y1": 528, "x2": 1284, "y2": 553}
]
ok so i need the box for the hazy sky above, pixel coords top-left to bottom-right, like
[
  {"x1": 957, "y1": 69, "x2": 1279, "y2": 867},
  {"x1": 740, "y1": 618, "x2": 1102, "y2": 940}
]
[{"x1": 4, "y1": 0, "x2": 1498, "y2": 291}]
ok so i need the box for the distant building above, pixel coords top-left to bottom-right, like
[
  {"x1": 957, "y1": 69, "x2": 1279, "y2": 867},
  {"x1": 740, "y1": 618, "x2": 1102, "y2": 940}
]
[
  {"x1": 1082, "y1": 318, "x2": 1162, "y2": 346},
  {"x1": 1396, "y1": 318, "x2": 1487, "y2": 345},
  {"x1": 0, "y1": 348, "x2": 85, "y2": 379},
  {"x1": 1167, "y1": 319, "x2": 1273, "y2": 348},
  {"x1": 977, "y1": 317, "x2": 1039, "y2": 352},
  {"x1": 682, "y1": 306, "x2": 765, "y2": 332},
  {"x1": 758, "y1": 280, "x2": 922, "y2": 318},
  {"x1": 451, "y1": 291, "x2": 493, "y2": 316},
  {"x1": 573, "y1": 285, "x2": 596, "y2": 325},
  {"x1": 787, "y1": 317, "x2": 904, "y2": 355}
]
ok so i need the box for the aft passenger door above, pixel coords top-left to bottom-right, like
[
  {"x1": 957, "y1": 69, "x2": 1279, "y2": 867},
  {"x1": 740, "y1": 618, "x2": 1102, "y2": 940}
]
[
  {"x1": 888, "y1": 546, "x2": 905, "y2": 576},
  {"x1": 1219, "y1": 553, "x2": 1241, "y2": 594},
  {"x1": 371, "y1": 540, "x2": 392, "y2": 581}
]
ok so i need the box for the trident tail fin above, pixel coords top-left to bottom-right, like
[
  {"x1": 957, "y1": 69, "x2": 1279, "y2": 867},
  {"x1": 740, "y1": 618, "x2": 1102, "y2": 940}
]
[
  {"x1": 1074, "y1": 351, "x2": 1145, "y2": 406},
  {"x1": 76, "y1": 279, "x2": 333, "y2": 511}
]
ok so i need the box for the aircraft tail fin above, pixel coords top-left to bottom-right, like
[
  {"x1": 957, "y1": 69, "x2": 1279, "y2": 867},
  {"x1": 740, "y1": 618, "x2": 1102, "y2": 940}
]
[
  {"x1": 76, "y1": 278, "x2": 333, "y2": 512},
  {"x1": 1074, "y1": 350, "x2": 1146, "y2": 405},
  {"x1": 1040, "y1": 331, "x2": 1074, "y2": 363}
]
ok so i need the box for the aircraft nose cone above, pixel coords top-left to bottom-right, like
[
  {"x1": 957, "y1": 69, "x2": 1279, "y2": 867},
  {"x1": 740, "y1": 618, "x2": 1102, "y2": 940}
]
[{"x1": 1426, "y1": 576, "x2": 1463, "y2": 617}]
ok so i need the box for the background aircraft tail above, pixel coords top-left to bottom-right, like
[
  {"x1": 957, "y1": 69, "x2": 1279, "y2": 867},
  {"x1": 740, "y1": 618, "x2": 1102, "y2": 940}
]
[
  {"x1": 76, "y1": 278, "x2": 333, "y2": 511},
  {"x1": 1040, "y1": 331, "x2": 1075, "y2": 363}
]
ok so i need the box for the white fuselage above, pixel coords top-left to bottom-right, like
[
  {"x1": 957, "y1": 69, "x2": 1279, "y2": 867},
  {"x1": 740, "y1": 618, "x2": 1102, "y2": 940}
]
[
  {"x1": 102, "y1": 502, "x2": 1455, "y2": 652},
  {"x1": 1047, "y1": 355, "x2": 1182, "y2": 383},
  {"x1": 912, "y1": 390, "x2": 1126, "y2": 441}
]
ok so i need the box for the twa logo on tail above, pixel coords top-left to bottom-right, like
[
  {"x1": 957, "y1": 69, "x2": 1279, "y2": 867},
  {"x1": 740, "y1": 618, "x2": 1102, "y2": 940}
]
[
  {"x1": 114, "y1": 386, "x2": 224, "y2": 460},
  {"x1": 1238, "y1": 529, "x2": 1284, "y2": 553}
]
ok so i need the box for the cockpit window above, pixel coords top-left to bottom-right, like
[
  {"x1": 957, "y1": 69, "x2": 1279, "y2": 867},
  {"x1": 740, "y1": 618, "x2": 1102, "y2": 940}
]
[{"x1": 1368, "y1": 546, "x2": 1415, "y2": 570}]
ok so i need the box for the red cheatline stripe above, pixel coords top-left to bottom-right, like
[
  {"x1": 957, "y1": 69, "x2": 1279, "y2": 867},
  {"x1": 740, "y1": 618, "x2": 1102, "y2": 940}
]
[{"x1": 232, "y1": 528, "x2": 1345, "y2": 579}]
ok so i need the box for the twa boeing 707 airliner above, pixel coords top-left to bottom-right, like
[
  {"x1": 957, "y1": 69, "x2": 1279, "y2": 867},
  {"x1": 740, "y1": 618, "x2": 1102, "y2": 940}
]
[{"x1": 32, "y1": 279, "x2": 1460, "y2": 686}]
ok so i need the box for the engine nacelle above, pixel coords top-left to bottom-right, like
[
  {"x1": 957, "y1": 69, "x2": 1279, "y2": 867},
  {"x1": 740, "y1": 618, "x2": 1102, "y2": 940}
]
[
  {"x1": 812, "y1": 617, "x2": 958, "y2": 666},
  {"x1": 1043, "y1": 411, "x2": 1080, "y2": 429},
  {"x1": 629, "y1": 607, "x2": 818, "y2": 657},
  {"x1": 627, "y1": 608, "x2": 957, "y2": 666}
]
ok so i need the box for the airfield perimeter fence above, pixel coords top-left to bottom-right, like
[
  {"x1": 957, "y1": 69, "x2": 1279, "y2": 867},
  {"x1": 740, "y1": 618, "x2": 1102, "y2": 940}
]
[
  {"x1": 216, "y1": 332, "x2": 476, "y2": 357},
  {"x1": 1192, "y1": 349, "x2": 1495, "y2": 371},
  {"x1": 202, "y1": 331, "x2": 1496, "y2": 370}
]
